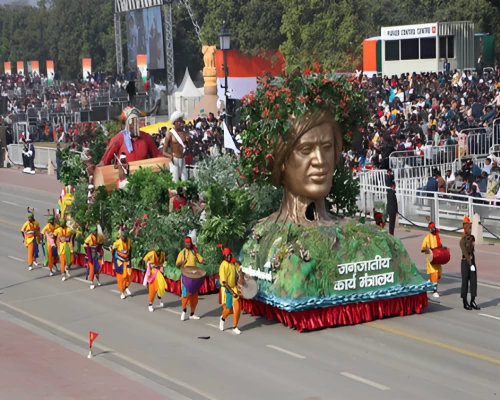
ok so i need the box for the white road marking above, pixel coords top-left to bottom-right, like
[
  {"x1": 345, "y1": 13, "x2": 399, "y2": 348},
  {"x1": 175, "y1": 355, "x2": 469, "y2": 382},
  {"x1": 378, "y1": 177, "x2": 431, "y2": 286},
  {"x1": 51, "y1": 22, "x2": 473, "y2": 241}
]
[
  {"x1": 74, "y1": 277, "x2": 90, "y2": 284},
  {"x1": 166, "y1": 309, "x2": 182, "y2": 315},
  {"x1": 110, "y1": 290, "x2": 121, "y2": 294},
  {"x1": 266, "y1": 345, "x2": 306, "y2": 359},
  {"x1": 340, "y1": 372, "x2": 390, "y2": 391},
  {"x1": 2, "y1": 200, "x2": 18, "y2": 206},
  {"x1": 0, "y1": 299, "x2": 217, "y2": 400},
  {"x1": 205, "y1": 323, "x2": 220, "y2": 329},
  {"x1": 479, "y1": 313, "x2": 500, "y2": 321},
  {"x1": 8, "y1": 256, "x2": 24, "y2": 262}
]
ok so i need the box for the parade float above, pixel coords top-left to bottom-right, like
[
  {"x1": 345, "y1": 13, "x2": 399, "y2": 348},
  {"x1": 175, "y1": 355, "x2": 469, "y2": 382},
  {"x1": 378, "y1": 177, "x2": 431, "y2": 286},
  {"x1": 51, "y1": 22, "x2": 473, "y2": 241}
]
[
  {"x1": 58, "y1": 68, "x2": 434, "y2": 329},
  {"x1": 235, "y1": 66, "x2": 435, "y2": 331}
]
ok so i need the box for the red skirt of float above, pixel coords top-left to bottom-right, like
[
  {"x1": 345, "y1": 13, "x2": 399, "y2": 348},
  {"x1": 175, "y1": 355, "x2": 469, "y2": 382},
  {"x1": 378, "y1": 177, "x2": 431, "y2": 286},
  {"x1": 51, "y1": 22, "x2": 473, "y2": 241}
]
[
  {"x1": 240, "y1": 293, "x2": 428, "y2": 332},
  {"x1": 74, "y1": 254, "x2": 219, "y2": 296}
]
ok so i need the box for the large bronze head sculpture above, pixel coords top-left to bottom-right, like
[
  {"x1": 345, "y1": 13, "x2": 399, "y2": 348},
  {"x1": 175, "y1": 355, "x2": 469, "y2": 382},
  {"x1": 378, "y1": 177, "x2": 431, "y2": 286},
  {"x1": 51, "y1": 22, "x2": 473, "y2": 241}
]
[{"x1": 239, "y1": 68, "x2": 366, "y2": 226}]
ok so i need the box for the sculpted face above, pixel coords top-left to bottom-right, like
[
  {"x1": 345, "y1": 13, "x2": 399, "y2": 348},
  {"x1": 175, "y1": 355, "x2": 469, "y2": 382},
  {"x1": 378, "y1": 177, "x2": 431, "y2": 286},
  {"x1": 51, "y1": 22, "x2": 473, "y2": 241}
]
[
  {"x1": 283, "y1": 122, "x2": 336, "y2": 200},
  {"x1": 127, "y1": 117, "x2": 139, "y2": 137}
]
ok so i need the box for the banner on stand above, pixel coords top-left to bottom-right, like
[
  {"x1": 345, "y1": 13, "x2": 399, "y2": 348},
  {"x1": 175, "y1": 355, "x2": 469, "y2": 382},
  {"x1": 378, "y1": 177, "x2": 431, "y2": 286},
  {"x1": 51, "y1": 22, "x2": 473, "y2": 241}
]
[
  {"x1": 82, "y1": 58, "x2": 92, "y2": 81},
  {"x1": 47, "y1": 60, "x2": 55, "y2": 85},
  {"x1": 137, "y1": 54, "x2": 147, "y2": 83},
  {"x1": 17, "y1": 61, "x2": 24, "y2": 75},
  {"x1": 4, "y1": 62, "x2": 11, "y2": 75},
  {"x1": 27, "y1": 61, "x2": 32, "y2": 74},
  {"x1": 32, "y1": 61, "x2": 40, "y2": 76}
]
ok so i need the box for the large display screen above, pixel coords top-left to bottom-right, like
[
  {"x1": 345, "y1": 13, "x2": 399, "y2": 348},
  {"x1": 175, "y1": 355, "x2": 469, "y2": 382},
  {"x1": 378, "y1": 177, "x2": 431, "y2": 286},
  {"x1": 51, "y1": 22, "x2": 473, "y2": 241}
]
[{"x1": 126, "y1": 6, "x2": 165, "y2": 70}]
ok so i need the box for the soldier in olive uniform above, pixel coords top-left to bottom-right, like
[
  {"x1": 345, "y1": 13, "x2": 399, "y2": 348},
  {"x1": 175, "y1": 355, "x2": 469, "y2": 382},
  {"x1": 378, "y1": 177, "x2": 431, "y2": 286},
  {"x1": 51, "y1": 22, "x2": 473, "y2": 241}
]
[{"x1": 459, "y1": 217, "x2": 480, "y2": 311}]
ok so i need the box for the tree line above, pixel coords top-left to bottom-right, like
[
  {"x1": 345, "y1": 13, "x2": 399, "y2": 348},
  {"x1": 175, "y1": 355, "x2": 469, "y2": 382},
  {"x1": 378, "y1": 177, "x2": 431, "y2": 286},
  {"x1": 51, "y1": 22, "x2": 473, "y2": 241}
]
[{"x1": 0, "y1": 0, "x2": 499, "y2": 82}]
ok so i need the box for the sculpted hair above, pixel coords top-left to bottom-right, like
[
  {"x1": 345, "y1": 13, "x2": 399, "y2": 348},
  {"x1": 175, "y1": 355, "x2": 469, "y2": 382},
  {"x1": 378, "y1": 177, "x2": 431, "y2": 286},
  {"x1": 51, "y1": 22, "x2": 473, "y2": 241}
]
[{"x1": 270, "y1": 109, "x2": 343, "y2": 187}]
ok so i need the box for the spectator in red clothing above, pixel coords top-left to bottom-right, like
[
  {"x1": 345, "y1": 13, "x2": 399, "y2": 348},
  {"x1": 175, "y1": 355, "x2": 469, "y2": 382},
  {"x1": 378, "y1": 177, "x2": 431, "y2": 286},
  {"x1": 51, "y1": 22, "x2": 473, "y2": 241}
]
[{"x1": 173, "y1": 187, "x2": 187, "y2": 211}]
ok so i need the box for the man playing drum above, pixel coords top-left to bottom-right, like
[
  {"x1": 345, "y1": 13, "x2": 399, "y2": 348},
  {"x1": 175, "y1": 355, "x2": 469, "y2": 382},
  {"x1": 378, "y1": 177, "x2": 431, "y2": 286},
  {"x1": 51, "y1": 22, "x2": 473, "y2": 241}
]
[
  {"x1": 421, "y1": 222, "x2": 446, "y2": 298},
  {"x1": 176, "y1": 237, "x2": 206, "y2": 321},
  {"x1": 219, "y1": 247, "x2": 243, "y2": 335}
]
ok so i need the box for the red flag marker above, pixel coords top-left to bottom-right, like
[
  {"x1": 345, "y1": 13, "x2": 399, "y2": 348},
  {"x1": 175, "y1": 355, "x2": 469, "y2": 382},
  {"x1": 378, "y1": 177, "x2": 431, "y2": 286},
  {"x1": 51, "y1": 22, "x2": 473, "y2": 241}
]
[{"x1": 88, "y1": 331, "x2": 99, "y2": 358}]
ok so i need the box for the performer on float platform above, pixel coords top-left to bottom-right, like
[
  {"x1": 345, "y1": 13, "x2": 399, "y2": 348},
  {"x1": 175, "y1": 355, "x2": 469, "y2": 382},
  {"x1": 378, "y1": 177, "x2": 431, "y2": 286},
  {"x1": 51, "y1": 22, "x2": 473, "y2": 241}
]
[
  {"x1": 176, "y1": 236, "x2": 206, "y2": 321},
  {"x1": 21, "y1": 210, "x2": 40, "y2": 271},
  {"x1": 143, "y1": 245, "x2": 167, "y2": 312},
  {"x1": 460, "y1": 216, "x2": 480, "y2": 311},
  {"x1": 112, "y1": 230, "x2": 133, "y2": 300},
  {"x1": 53, "y1": 218, "x2": 74, "y2": 281},
  {"x1": 421, "y1": 222, "x2": 443, "y2": 298},
  {"x1": 84, "y1": 226, "x2": 104, "y2": 290},
  {"x1": 41, "y1": 214, "x2": 59, "y2": 276},
  {"x1": 219, "y1": 247, "x2": 243, "y2": 335}
]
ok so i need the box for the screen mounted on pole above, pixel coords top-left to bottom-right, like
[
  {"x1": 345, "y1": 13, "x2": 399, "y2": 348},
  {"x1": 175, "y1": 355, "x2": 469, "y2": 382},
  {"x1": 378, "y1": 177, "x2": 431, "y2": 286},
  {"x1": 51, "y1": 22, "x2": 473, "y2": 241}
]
[{"x1": 115, "y1": 0, "x2": 166, "y2": 13}]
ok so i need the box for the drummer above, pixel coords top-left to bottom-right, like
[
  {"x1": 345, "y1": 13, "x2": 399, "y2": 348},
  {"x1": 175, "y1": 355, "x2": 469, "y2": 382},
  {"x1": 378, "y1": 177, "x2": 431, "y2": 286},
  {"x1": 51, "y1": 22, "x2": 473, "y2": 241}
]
[
  {"x1": 219, "y1": 247, "x2": 243, "y2": 335},
  {"x1": 421, "y1": 222, "x2": 443, "y2": 298},
  {"x1": 175, "y1": 236, "x2": 207, "y2": 321},
  {"x1": 143, "y1": 245, "x2": 168, "y2": 312}
]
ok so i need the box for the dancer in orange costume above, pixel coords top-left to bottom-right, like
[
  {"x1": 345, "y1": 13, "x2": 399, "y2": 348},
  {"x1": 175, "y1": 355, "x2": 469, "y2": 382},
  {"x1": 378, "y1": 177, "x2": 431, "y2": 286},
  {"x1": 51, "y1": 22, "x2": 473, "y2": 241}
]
[
  {"x1": 53, "y1": 218, "x2": 75, "y2": 281},
  {"x1": 112, "y1": 230, "x2": 133, "y2": 300},
  {"x1": 143, "y1": 245, "x2": 167, "y2": 312},
  {"x1": 175, "y1": 236, "x2": 206, "y2": 321},
  {"x1": 421, "y1": 222, "x2": 443, "y2": 298},
  {"x1": 84, "y1": 226, "x2": 104, "y2": 290},
  {"x1": 21, "y1": 210, "x2": 41, "y2": 271},
  {"x1": 218, "y1": 247, "x2": 243, "y2": 335},
  {"x1": 41, "y1": 214, "x2": 59, "y2": 276}
]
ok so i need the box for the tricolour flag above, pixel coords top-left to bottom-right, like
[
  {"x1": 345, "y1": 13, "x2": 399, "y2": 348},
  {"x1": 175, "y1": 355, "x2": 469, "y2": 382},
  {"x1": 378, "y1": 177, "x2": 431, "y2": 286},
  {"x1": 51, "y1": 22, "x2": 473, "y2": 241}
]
[
  {"x1": 31, "y1": 61, "x2": 40, "y2": 76},
  {"x1": 4, "y1": 62, "x2": 11, "y2": 75},
  {"x1": 17, "y1": 61, "x2": 24, "y2": 75},
  {"x1": 82, "y1": 58, "x2": 92, "y2": 81},
  {"x1": 215, "y1": 50, "x2": 285, "y2": 101},
  {"x1": 47, "y1": 61, "x2": 55, "y2": 85},
  {"x1": 137, "y1": 54, "x2": 147, "y2": 83}
]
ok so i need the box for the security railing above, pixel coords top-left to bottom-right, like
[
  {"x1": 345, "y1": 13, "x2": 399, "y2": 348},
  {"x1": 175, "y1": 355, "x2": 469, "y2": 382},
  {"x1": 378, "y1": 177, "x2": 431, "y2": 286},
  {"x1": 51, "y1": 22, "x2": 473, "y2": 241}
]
[{"x1": 357, "y1": 186, "x2": 500, "y2": 239}]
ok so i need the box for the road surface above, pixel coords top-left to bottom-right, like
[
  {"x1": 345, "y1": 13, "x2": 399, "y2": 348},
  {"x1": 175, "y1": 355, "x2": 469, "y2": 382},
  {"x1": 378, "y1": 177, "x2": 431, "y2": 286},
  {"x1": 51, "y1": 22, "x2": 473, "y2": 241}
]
[{"x1": 1, "y1": 170, "x2": 499, "y2": 400}]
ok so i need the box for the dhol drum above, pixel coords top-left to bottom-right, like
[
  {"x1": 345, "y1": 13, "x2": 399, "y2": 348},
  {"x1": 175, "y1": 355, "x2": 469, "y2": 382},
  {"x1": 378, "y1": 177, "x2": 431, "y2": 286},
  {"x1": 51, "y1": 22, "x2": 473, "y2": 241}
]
[
  {"x1": 181, "y1": 266, "x2": 207, "y2": 294},
  {"x1": 425, "y1": 246, "x2": 451, "y2": 265},
  {"x1": 239, "y1": 274, "x2": 258, "y2": 299}
]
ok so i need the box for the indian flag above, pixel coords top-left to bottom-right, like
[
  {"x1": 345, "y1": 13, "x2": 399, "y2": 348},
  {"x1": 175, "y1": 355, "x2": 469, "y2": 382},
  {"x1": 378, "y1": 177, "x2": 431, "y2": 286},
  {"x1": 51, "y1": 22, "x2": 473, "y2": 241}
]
[
  {"x1": 17, "y1": 61, "x2": 24, "y2": 75},
  {"x1": 47, "y1": 61, "x2": 55, "y2": 85},
  {"x1": 82, "y1": 58, "x2": 92, "y2": 81},
  {"x1": 215, "y1": 50, "x2": 285, "y2": 101},
  {"x1": 32, "y1": 61, "x2": 40, "y2": 76},
  {"x1": 137, "y1": 54, "x2": 147, "y2": 83},
  {"x1": 4, "y1": 62, "x2": 11, "y2": 75}
]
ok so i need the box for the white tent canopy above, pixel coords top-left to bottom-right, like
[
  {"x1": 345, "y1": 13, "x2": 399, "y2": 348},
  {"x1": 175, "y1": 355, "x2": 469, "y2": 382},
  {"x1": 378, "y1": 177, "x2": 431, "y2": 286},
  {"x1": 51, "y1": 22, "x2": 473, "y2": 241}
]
[
  {"x1": 173, "y1": 68, "x2": 203, "y2": 116},
  {"x1": 175, "y1": 68, "x2": 203, "y2": 99}
]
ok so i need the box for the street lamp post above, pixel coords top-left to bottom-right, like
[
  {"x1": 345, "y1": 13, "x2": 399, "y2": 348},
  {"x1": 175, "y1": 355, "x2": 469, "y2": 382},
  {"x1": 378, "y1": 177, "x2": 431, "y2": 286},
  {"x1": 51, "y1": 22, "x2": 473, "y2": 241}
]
[{"x1": 219, "y1": 23, "x2": 231, "y2": 130}]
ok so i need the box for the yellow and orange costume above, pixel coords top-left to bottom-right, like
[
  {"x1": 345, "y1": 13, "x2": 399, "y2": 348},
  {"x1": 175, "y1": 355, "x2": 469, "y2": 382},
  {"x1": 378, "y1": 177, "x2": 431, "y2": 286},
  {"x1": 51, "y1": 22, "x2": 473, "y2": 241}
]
[
  {"x1": 112, "y1": 233, "x2": 133, "y2": 299},
  {"x1": 143, "y1": 248, "x2": 167, "y2": 312},
  {"x1": 421, "y1": 222, "x2": 443, "y2": 296},
  {"x1": 84, "y1": 227, "x2": 104, "y2": 289},
  {"x1": 21, "y1": 212, "x2": 41, "y2": 270},
  {"x1": 176, "y1": 237, "x2": 205, "y2": 320},
  {"x1": 219, "y1": 247, "x2": 242, "y2": 334},
  {"x1": 53, "y1": 218, "x2": 75, "y2": 281}
]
